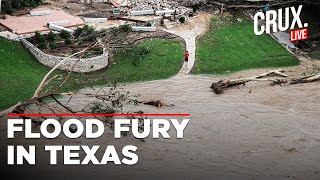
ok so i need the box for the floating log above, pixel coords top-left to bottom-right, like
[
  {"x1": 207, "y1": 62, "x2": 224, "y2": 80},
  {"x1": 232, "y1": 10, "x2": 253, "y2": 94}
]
[
  {"x1": 211, "y1": 70, "x2": 320, "y2": 94},
  {"x1": 141, "y1": 100, "x2": 165, "y2": 108}
]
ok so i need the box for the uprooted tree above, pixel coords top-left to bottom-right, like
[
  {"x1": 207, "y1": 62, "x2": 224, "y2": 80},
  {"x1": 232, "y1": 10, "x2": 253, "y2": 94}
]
[
  {"x1": 211, "y1": 69, "x2": 320, "y2": 94},
  {"x1": 0, "y1": 38, "x2": 148, "y2": 136}
]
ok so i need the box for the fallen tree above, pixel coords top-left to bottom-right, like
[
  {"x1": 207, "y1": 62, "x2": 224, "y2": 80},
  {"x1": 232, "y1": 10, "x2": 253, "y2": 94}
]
[
  {"x1": 210, "y1": 69, "x2": 320, "y2": 94},
  {"x1": 0, "y1": 38, "x2": 145, "y2": 133}
]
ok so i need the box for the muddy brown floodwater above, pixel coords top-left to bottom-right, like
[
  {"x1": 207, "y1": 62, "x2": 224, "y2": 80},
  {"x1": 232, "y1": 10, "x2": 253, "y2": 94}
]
[{"x1": 1, "y1": 71, "x2": 320, "y2": 180}]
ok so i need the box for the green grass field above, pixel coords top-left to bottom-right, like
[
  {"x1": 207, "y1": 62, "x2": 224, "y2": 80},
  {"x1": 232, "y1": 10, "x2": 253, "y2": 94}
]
[
  {"x1": 0, "y1": 38, "x2": 184, "y2": 110},
  {"x1": 193, "y1": 15, "x2": 299, "y2": 75},
  {"x1": 0, "y1": 39, "x2": 50, "y2": 111},
  {"x1": 62, "y1": 39, "x2": 184, "y2": 91}
]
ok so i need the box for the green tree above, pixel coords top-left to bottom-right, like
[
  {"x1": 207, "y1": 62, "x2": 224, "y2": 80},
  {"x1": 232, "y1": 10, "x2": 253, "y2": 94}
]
[
  {"x1": 64, "y1": 38, "x2": 72, "y2": 45},
  {"x1": 20, "y1": 0, "x2": 30, "y2": 7},
  {"x1": 2, "y1": 0, "x2": 13, "y2": 14},
  {"x1": 30, "y1": 0, "x2": 36, "y2": 7},
  {"x1": 49, "y1": 41, "x2": 58, "y2": 49},
  {"x1": 35, "y1": 31, "x2": 45, "y2": 43},
  {"x1": 12, "y1": 0, "x2": 21, "y2": 9},
  {"x1": 38, "y1": 42, "x2": 47, "y2": 49},
  {"x1": 34, "y1": 0, "x2": 42, "y2": 6},
  {"x1": 47, "y1": 31, "x2": 57, "y2": 42},
  {"x1": 1, "y1": 0, "x2": 43, "y2": 13},
  {"x1": 60, "y1": 30, "x2": 71, "y2": 39},
  {"x1": 74, "y1": 27, "x2": 84, "y2": 38},
  {"x1": 179, "y1": 16, "x2": 186, "y2": 23},
  {"x1": 118, "y1": 24, "x2": 131, "y2": 33}
]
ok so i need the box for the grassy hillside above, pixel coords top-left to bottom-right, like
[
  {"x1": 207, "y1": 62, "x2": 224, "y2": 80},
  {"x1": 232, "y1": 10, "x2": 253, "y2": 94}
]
[{"x1": 193, "y1": 15, "x2": 299, "y2": 75}]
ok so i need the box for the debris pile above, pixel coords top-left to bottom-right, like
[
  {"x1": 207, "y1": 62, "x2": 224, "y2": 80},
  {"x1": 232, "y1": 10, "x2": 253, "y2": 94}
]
[
  {"x1": 129, "y1": 0, "x2": 181, "y2": 10},
  {"x1": 110, "y1": 0, "x2": 191, "y2": 17},
  {"x1": 0, "y1": 7, "x2": 84, "y2": 35},
  {"x1": 210, "y1": 69, "x2": 320, "y2": 94},
  {"x1": 79, "y1": 0, "x2": 192, "y2": 14}
]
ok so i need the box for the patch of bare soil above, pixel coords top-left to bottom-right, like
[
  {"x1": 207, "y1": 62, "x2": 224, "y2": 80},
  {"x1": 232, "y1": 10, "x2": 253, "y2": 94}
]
[
  {"x1": 41, "y1": 42, "x2": 102, "y2": 57},
  {"x1": 45, "y1": 0, "x2": 114, "y2": 17},
  {"x1": 27, "y1": 34, "x2": 103, "y2": 58},
  {"x1": 100, "y1": 29, "x2": 178, "y2": 50},
  {"x1": 10, "y1": 7, "x2": 31, "y2": 16},
  {"x1": 173, "y1": 12, "x2": 211, "y2": 32}
]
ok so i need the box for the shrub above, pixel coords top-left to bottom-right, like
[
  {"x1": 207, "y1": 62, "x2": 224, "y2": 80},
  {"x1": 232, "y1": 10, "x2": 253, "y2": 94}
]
[
  {"x1": 86, "y1": 31, "x2": 95, "y2": 41},
  {"x1": 35, "y1": 31, "x2": 45, "y2": 43},
  {"x1": 47, "y1": 31, "x2": 57, "y2": 42},
  {"x1": 60, "y1": 30, "x2": 71, "y2": 39},
  {"x1": 118, "y1": 24, "x2": 131, "y2": 33},
  {"x1": 35, "y1": 31, "x2": 41, "y2": 40},
  {"x1": 83, "y1": 25, "x2": 90, "y2": 31},
  {"x1": 78, "y1": 40, "x2": 84, "y2": 45},
  {"x1": 49, "y1": 41, "x2": 58, "y2": 49},
  {"x1": 179, "y1": 16, "x2": 186, "y2": 23},
  {"x1": 38, "y1": 42, "x2": 47, "y2": 49},
  {"x1": 110, "y1": 27, "x2": 119, "y2": 36},
  {"x1": 86, "y1": 26, "x2": 95, "y2": 35},
  {"x1": 146, "y1": 22, "x2": 152, "y2": 27},
  {"x1": 20, "y1": 0, "x2": 30, "y2": 7},
  {"x1": 74, "y1": 25, "x2": 97, "y2": 41},
  {"x1": 74, "y1": 27, "x2": 84, "y2": 38},
  {"x1": 34, "y1": 0, "x2": 42, "y2": 6},
  {"x1": 2, "y1": 0, "x2": 13, "y2": 14},
  {"x1": 30, "y1": 0, "x2": 36, "y2": 7},
  {"x1": 192, "y1": 5, "x2": 199, "y2": 13},
  {"x1": 12, "y1": 0, "x2": 21, "y2": 9},
  {"x1": 2, "y1": 0, "x2": 43, "y2": 14},
  {"x1": 64, "y1": 38, "x2": 72, "y2": 45},
  {"x1": 80, "y1": 26, "x2": 97, "y2": 42}
]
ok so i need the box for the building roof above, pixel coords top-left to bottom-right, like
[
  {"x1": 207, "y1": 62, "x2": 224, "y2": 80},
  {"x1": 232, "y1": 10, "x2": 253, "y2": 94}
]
[{"x1": 0, "y1": 8, "x2": 84, "y2": 35}]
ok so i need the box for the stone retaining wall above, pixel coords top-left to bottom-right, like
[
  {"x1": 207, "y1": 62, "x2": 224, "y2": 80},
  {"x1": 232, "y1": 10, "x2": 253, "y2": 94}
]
[{"x1": 21, "y1": 39, "x2": 109, "y2": 73}]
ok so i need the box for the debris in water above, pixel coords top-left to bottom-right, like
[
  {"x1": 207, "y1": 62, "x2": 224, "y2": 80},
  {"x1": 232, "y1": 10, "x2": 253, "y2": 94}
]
[
  {"x1": 286, "y1": 147, "x2": 298, "y2": 152},
  {"x1": 141, "y1": 100, "x2": 165, "y2": 107},
  {"x1": 210, "y1": 82, "x2": 224, "y2": 94}
]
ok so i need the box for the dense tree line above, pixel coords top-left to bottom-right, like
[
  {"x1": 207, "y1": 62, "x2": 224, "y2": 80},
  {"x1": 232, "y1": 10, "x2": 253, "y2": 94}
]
[{"x1": 1, "y1": 0, "x2": 43, "y2": 14}]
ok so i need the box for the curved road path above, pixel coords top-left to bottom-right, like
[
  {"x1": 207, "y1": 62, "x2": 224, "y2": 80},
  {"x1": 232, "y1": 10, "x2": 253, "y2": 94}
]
[{"x1": 163, "y1": 19, "x2": 207, "y2": 75}]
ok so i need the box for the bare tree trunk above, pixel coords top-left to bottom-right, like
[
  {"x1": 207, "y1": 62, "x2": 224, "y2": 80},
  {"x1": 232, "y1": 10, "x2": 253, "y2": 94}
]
[{"x1": 210, "y1": 69, "x2": 320, "y2": 94}]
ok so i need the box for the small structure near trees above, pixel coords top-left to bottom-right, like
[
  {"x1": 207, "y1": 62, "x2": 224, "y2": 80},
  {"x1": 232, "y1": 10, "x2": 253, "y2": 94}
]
[{"x1": 0, "y1": 7, "x2": 83, "y2": 35}]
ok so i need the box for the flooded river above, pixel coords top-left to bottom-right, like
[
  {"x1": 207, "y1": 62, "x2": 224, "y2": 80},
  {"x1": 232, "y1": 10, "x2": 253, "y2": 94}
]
[{"x1": 1, "y1": 72, "x2": 320, "y2": 180}]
